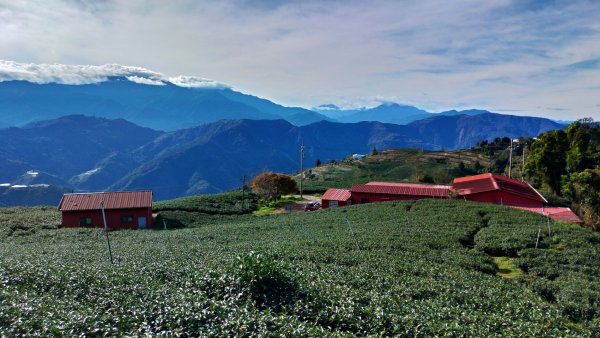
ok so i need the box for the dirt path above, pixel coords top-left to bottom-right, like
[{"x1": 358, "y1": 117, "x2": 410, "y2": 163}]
[{"x1": 272, "y1": 195, "x2": 321, "y2": 214}]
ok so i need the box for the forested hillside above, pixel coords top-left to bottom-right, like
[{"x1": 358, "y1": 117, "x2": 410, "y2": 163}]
[{"x1": 525, "y1": 119, "x2": 600, "y2": 228}]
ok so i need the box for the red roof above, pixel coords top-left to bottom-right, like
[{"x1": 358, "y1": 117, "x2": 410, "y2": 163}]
[
  {"x1": 510, "y1": 206, "x2": 583, "y2": 224},
  {"x1": 453, "y1": 173, "x2": 547, "y2": 203},
  {"x1": 58, "y1": 191, "x2": 152, "y2": 211},
  {"x1": 351, "y1": 182, "x2": 450, "y2": 197},
  {"x1": 322, "y1": 188, "x2": 352, "y2": 201}
]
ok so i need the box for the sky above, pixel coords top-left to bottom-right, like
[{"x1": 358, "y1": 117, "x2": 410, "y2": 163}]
[{"x1": 1, "y1": 0, "x2": 599, "y2": 120}]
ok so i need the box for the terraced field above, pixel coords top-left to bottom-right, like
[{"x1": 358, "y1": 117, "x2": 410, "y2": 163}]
[
  {"x1": 301, "y1": 148, "x2": 496, "y2": 193},
  {"x1": 0, "y1": 198, "x2": 598, "y2": 336}
]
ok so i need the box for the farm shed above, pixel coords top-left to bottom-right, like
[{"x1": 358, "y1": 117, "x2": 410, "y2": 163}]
[
  {"x1": 58, "y1": 191, "x2": 153, "y2": 229},
  {"x1": 349, "y1": 182, "x2": 450, "y2": 205},
  {"x1": 321, "y1": 188, "x2": 352, "y2": 208},
  {"x1": 452, "y1": 173, "x2": 547, "y2": 207}
]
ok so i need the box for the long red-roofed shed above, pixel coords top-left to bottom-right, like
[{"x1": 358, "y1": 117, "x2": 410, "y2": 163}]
[
  {"x1": 58, "y1": 191, "x2": 153, "y2": 229},
  {"x1": 452, "y1": 173, "x2": 547, "y2": 207},
  {"x1": 350, "y1": 182, "x2": 450, "y2": 205}
]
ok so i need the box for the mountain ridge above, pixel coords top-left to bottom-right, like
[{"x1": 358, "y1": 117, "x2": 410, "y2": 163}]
[
  {"x1": 0, "y1": 79, "x2": 331, "y2": 130},
  {"x1": 0, "y1": 113, "x2": 564, "y2": 202}
]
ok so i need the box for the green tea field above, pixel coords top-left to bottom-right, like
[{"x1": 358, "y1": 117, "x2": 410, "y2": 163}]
[{"x1": 1, "y1": 199, "x2": 599, "y2": 336}]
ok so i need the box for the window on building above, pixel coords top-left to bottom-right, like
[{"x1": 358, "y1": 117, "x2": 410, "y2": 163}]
[
  {"x1": 121, "y1": 216, "x2": 133, "y2": 223},
  {"x1": 330, "y1": 200, "x2": 338, "y2": 207},
  {"x1": 79, "y1": 217, "x2": 92, "y2": 226},
  {"x1": 361, "y1": 198, "x2": 370, "y2": 204}
]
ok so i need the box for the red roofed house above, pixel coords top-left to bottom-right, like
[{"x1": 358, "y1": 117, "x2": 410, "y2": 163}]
[
  {"x1": 321, "y1": 188, "x2": 352, "y2": 208},
  {"x1": 322, "y1": 182, "x2": 450, "y2": 208},
  {"x1": 452, "y1": 173, "x2": 547, "y2": 207},
  {"x1": 58, "y1": 191, "x2": 153, "y2": 229}
]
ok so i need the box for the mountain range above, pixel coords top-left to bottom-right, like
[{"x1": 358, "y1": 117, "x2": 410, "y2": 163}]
[
  {"x1": 314, "y1": 103, "x2": 491, "y2": 125},
  {"x1": 0, "y1": 113, "x2": 563, "y2": 204},
  {"x1": 1, "y1": 77, "x2": 499, "y2": 130},
  {"x1": 0, "y1": 61, "x2": 569, "y2": 206},
  {"x1": 0, "y1": 79, "x2": 334, "y2": 131}
]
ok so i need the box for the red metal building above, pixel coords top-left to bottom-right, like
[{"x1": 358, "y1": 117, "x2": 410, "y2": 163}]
[
  {"x1": 58, "y1": 191, "x2": 153, "y2": 229},
  {"x1": 452, "y1": 173, "x2": 547, "y2": 207},
  {"x1": 321, "y1": 188, "x2": 352, "y2": 208},
  {"x1": 320, "y1": 173, "x2": 582, "y2": 223},
  {"x1": 321, "y1": 182, "x2": 450, "y2": 208}
]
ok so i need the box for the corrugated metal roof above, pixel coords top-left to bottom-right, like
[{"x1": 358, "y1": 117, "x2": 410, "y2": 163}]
[
  {"x1": 453, "y1": 173, "x2": 547, "y2": 203},
  {"x1": 351, "y1": 182, "x2": 450, "y2": 197},
  {"x1": 510, "y1": 206, "x2": 583, "y2": 224},
  {"x1": 322, "y1": 188, "x2": 352, "y2": 201},
  {"x1": 58, "y1": 191, "x2": 152, "y2": 211}
]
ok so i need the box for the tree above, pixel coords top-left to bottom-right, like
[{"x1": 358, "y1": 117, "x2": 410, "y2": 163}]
[
  {"x1": 561, "y1": 169, "x2": 600, "y2": 230},
  {"x1": 565, "y1": 118, "x2": 598, "y2": 172},
  {"x1": 250, "y1": 172, "x2": 298, "y2": 201},
  {"x1": 474, "y1": 160, "x2": 484, "y2": 173},
  {"x1": 525, "y1": 130, "x2": 569, "y2": 194},
  {"x1": 524, "y1": 120, "x2": 600, "y2": 228},
  {"x1": 315, "y1": 159, "x2": 322, "y2": 167},
  {"x1": 418, "y1": 174, "x2": 434, "y2": 184}
]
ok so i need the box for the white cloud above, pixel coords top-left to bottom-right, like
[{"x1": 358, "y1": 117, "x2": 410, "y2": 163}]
[
  {"x1": 126, "y1": 76, "x2": 165, "y2": 86},
  {"x1": 0, "y1": 60, "x2": 228, "y2": 88},
  {"x1": 168, "y1": 75, "x2": 229, "y2": 89},
  {"x1": 0, "y1": 0, "x2": 599, "y2": 119}
]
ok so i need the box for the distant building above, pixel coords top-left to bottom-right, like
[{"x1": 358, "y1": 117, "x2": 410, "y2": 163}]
[{"x1": 58, "y1": 191, "x2": 152, "y2": 229}]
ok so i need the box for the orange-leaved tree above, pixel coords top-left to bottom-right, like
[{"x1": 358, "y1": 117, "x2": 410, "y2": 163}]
[{"x1": 250, "y1": 172, "x2": 298, "y2": 201}]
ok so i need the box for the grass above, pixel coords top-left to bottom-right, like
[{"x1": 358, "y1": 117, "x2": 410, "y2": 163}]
[
  {"x1": 253, "y1": 195, "x2": 304, "y2": 216},
  {"x1": 253, "y1": 206, "x2": 276, "y2": 216},
  {"x1": 493, "y1": 256, "x2": 525, "y2": 279}
]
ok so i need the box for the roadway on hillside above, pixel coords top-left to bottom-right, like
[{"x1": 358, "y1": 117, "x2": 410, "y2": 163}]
[{"x1": 273, "y1": 195, "x2": 321, "y2": 214}]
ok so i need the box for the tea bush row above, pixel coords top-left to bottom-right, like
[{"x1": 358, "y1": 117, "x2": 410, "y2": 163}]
[{"x1": 1, "y1": 199, "x2": 598, "y2": 336}]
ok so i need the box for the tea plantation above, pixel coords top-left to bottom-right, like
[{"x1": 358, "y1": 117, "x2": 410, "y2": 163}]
[{"x1": 1, "y1": 199, "x2": 599, "y2": 336}]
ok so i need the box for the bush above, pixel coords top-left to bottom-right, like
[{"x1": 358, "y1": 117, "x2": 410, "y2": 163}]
[{"x1": 230, "y1": 251, "x2": 303, "y2": 310}]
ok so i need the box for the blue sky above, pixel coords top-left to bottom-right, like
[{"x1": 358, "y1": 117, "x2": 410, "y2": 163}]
[{"x1": 0, "y1": 0, "x2": 599, "y2": 120}]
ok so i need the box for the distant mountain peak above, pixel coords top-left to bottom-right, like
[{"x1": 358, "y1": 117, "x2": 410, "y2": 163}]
[{"x1": 0, "y1": 60, "x2": 229, "y2": 89}]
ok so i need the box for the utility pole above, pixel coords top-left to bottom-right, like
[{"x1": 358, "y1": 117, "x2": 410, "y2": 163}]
[
  {"x1": 300, "y1": 143, "x2": 305, "y2": 198},
  {"x1": 100, "y1": 201, "x2": 114, "y2": 265},
  {"x1": 240, "y1": 175, "x2": 246, "y2": 211},
  {"x1": 508, "y1": 139, "x2": 513, "y2": 179},
  {"x1": 522, "y1": 144, "x2": 526, "y2": 181}
]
